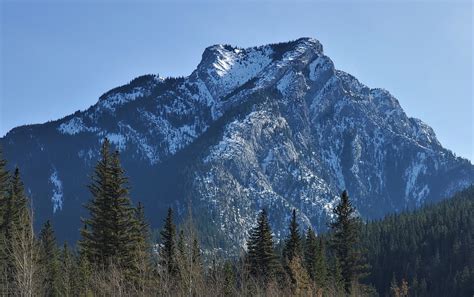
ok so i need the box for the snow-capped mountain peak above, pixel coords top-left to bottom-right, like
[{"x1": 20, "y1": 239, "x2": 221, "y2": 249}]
[{"x1": 1, "y1": 38, "x2": 472, "y2": 252}]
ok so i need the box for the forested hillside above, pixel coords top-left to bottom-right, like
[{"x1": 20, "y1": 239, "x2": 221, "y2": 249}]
[
  {"x1": 362, "y1": 186, "x2": 474, "y2": 296},
  {"x1": 1, "y1": 144, "x2": 472, "y2": 296}
]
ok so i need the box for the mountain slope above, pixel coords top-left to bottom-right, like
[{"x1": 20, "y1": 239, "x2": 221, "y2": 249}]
[
  {"x1": 362, "y1": 186, "x2": 474, "y2": 297},
  {"x1": 1, "y1": 38, "x2": 472, "y2": 250}
]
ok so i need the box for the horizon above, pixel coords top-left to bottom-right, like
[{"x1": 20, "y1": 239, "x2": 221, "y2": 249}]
[{"x1": 1, "y1": 1, "x2": 472, "y2": 161}]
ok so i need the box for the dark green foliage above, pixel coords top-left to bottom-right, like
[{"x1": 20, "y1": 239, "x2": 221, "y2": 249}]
[
  {"x1": 38, "y1": 220, "x2": 60, "y2": 296},
  {"x1": 76, "y1": 251, "x2": 92, "y2": 296},
  {"x1": 160, "y1": 207, "x2": 178, "y2": 276},
  {"x1": 283, "y1": 209, "x2": 302, "y2": 262},
  {"x1": 330, "y1": 190, "x2": 367, "y2": 294},
  {"x1": 80, "y1": 139, "x2": 142, "y2": 271},
  {"x1": 0, "y1": 149, "x2": 9, "y2": 229},
  {"x1": 0, "y1": 167, "x2": 35, "y2": 295},
  {"x1": 4, "y1": 168, "x2": 29, "y2": 237},
  {"x1": 58, "y1": 243, "x2": 77, "y2": 297},
  {"x1": 247, "y1": 209, "x2": 280, "y2": 285},
  {"x1": 314, "y1": 237, "x2": 328, "y2": 289},
  {"x1": 133, "y1": 201, "x2": 151, "y2": 272},
  {"x1": 304, "y1": 227, "x2": 328, "y2": 290},
  {"x1": 0, "y1": 169, "x2": 30, "y2": 273},
  {"x1": 303, "y1": 227, "x2": 318, "y2": 281},
  {"x1": 0, "y1": 149, "x2": 9, "y2": 288},
  {"x1": 362, "y1": 186, "x2": 474, "y2": 297}
]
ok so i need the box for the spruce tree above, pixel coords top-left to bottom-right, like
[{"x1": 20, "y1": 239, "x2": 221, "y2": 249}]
[
  {"x1": 330, "y1": 190, "x2": 366, "y2": 294},
  {"x1": 80, "y1": 140, "x2": 112, "y2": 266},
  {"x1": 1, "y1": 168, "x2": 30, "y2": 288},
  {"x1": 38, "y1": 220, "x2": 59, "y2": 296},
  {"x1": 2, "y1": 169, "x2": 37, "y2": 296},
  {"x1": 304, "y1": 227, "x2": 316, "y2": 278},
  {"x1": 108, "y1": 150, "x2": 138, "y2": 269},
  {"x1": 134, "y1": 202, "x2": 150, "y2": 255},
  {"x1": 314, "y1": 237, "x2": 328, "y2": 290},
  {"x1": 132, "y1": 201, "x2": 151, "y2": 281},
  {"x1": 0, "y1": 149, "x2": 9, "y2": 231},
  {"x1": 247, "y1": 209, "x2": 279, "y2": 285},
  {"x1": 80, "y1": 139, "x2": 140, "y2": 271},
  {"x1": 0, "y1": 150, "x2": 9, "y2": 291},
  {"x1": 58, "y1": 242, "x2": 76, "y2": 297},
  {"x1": 283, "y1": 209, "x2": 302, "y2": 262},
  {"x1": 76, "y1": 250, "x2": 91, "y2": 296},
  {"x1": 159, "y1": 207, "x2": 178, "y2": 276}
]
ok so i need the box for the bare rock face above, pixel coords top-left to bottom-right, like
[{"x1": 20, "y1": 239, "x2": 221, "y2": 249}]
[{"x1": 1, "y1": 38, "x2": 472, "y2": 252}]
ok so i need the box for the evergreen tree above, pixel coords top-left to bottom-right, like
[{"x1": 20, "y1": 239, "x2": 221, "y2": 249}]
[
  {"x1": 330, "y1": 190, "x2": 366, "y2": 294},
  {"x1": 0, "y1": 149, "x2": 9, "y2": 232},
  {"x1": 331, "y1": 256, "x2": 345, "y2": 296},
  {"x1": 132, "y1": 201, "x2": 151, "y2": 288},
  {"x1": 283, "y1": 209, "x2": 302, "y2": 262},
  {"x1": 0, "y1": 150, "x2": 9, "y2": 292},
  {"x1": 134, "y1": 202, "x2": 150, "y2": 255},
  {"x1": 76, "y1": 251, "x2": 92, "y2": 296},
  {"x1": 0, "y1": 168, "x2": 30, "y2": 292},
  {"x1": 304, "y1": 227, "x2": 328, "y2": 290},
  {"x1": 314, "y1": 237, "x2": 328, "y2": 290},
  {"x1": 38, "y1": 220, "x2": 59, "y2": 296},
  {"x1": 80, "y1": 139, "x2": 140, "y2": 271},
  {"x1": 159, "y1": 207, "x2": 178, "y2": 276},
  {"x1": 108, "y1": 150, "x2": 139, "y2": 269},
  {"x1": 246, "y1": 209, "x2": 279, "y2": 285},
  {"x1": 58, "y1": 242, "x2": 76, "y2": 297},
  {"x1": 1, "y1": 169, "x2": 37, "y2": 296},
  {"x1": 304, "y1": 227, "x2": 317, "y2": 281},
  {"x1": 80, "y1": 140, "x2": 112, "y2": 266}
]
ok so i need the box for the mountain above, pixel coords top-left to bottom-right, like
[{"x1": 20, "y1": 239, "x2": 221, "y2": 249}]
[{"x1": 1, "y1": 38, "x2": 472, "y2": 251}]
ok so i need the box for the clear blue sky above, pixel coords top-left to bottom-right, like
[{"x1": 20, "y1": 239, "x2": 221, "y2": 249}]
[{"x1": 1, "y1": 1, "x2": 472, "y2": 161}]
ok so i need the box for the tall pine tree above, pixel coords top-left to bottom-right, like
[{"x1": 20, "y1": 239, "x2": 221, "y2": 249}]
[
  {"x1": 38, "y1": 220, "x2": 60, "y2": 296},
  {"x1": 80, "y1": 139, "x2": 140, "y2": 271},
  {"x1": 5, "y1": 169, "x2": 37, "y2": 296},
  {"x1": 304, "y1": 227, "x2": 317, "y2": 281},
  {"x1": 0, "y1": 149, "x2": 9, "y2": 291},
  {"x1": 246, "y1": 209, "x2": 279, "y2": 285},
  {"x1": 330, "y1": 190, "x2": 366, "y2": 294},
  {"x1": 58, "y1": 242, "x2": 76, "y2": 297},
  {"x1": 0, "y1": 149, "x2": 9, "y2": 233},
  {"x1": 159, "y1": 207, "x2": 178, "y2": 276},
  {"x1": 283, "y1": 209, "x2": 302, "y2": 262}
]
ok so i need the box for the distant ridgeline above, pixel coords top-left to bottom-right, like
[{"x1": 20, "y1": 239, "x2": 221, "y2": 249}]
[{"x1": 362, "y1": 186, "x2": 474, "y2": 297}]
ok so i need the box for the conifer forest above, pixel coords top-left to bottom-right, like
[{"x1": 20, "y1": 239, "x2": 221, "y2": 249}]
[{"x1": 0, "y1": 141, "x2": 472, "y2": 297}]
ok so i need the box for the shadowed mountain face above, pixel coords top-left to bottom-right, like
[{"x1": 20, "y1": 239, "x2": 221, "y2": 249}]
[{"x1": 1, "y1": 38, "x2": 472, "y2": 251}]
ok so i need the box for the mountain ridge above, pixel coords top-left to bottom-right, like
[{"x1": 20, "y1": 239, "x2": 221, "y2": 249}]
[{"x1": 1, "y1": 37, "x2": 472, "y2": 252}]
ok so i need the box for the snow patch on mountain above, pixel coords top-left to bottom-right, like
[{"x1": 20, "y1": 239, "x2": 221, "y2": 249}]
[
  {"x1": 205, "y1": 45, "x2": 273, "y2": 97},
  {"x1": 49, "y1": 169, "x2": 63, "y2": 213},
  {"x1": 405, "y1": 153, "x2": 428, "y2": 202},
  {"x1": 58, "y1": 117, "x2": 98, "y2": 135},
  {"x1": 99, "y1": 89, "x2": 144, "y2": 112}
]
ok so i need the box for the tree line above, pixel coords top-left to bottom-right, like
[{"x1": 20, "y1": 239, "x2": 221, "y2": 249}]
[
  {"x1": 0, "y1": 139, "x2": 471, "y2": 296},
  {"x1": 361, "y1": 185, "x2": 474, "y2": 297}
]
